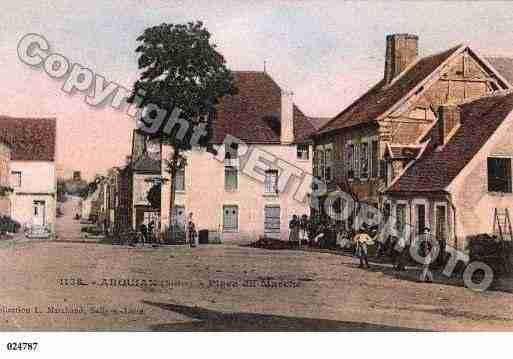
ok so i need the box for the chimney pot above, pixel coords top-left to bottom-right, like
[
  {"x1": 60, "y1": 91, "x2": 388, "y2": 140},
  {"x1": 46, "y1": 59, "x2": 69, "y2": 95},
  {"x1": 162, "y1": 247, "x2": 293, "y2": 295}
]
[
  {"x1": 281, "y1": 90, "x2": 294, "y2": 144},
  {"x1": 384, "y1": 33, "x2": 419, "y2": 84}
]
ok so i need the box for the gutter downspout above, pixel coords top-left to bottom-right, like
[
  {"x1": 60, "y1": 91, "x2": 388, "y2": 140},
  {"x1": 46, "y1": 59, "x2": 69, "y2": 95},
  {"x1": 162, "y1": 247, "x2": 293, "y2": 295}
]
[{"x1": 446, "y1": 191, "x2": 458, "y2": 251}]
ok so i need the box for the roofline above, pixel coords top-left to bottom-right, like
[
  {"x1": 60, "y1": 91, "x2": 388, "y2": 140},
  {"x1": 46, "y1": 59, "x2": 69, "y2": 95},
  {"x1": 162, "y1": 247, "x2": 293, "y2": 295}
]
[
  {"x1": 445, "y1": 100, "x2": 513, "y2": 193},
  {"x1": 383, "y1": 138, "x2": 431, "y2": 192},
  {"x1": 375, "y1": 44, "x2": 467, "y2": 122},
  {"x1": 469, "y1": 46, "x2": 513, "y2": 89},
  {"x1": 317, "y1": 80, "x2": 384, "y2": 135},
  {"x1": 317, "y1": 44, "x2": 467, "y2": 135}
]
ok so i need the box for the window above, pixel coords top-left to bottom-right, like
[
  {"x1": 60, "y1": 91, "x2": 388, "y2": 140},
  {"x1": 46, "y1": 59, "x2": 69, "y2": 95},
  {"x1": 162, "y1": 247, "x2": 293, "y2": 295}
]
[
  {"x1": 346, "y1": 144, "x2": 354, "y2": 179},
  {"x1": 488, "y1": 157, "x2": 512, "y2": 193},
  {"x1": 383, "y1": 202, "x2": 391, "y2": 224},
  {"x1": 225, "y1": 166, "x2": 238, "y2": 191},
  {"x1": 371, "y1": 140, "x2": 379, "y2": 178},
  {"x1": 353, "y1": 144, "x2": 360, "y2": 179},
  {"x1": 435, "y1": 204, "x2": 447, "y2": 241},
  {"x1": 360, "y1": 142, "x2": 369, "y2": 179},
  {"x1": 395, "y1": 203, "x2": 407, "y2": 237},
  {"x1": 325, "y1": 148, "x2": 333, "y2": 181},
  {"x1": 223, "y1": 205, "x2": 238, "y2": 232},
  {"x1": 11, "y1": 171, "x2": 21, "y2": 187},
  {"x1": 264, "y1": 169, "x2": 278, "y2": 194},
  {"x1": 297, "y1": 144, "x2": 309, "y2": 160},
  {"x1": 174, "y1": 168, "x2": 185, "y2": 192},
  {"x1": 224, "y1": 143, "x2": 239, "y2": 191},
  {"x1": 264, "y1": 206, "x2": 281, "y2": 239},
  {"x1": 313, "y1": 144, "x2": 333, "y2": 182},
  {"x1": 313, "y1": 150, "x2": 320, "y2": 178},
  {"x1": 415, "y1": 203, "x2": 426, "y2": 235}
]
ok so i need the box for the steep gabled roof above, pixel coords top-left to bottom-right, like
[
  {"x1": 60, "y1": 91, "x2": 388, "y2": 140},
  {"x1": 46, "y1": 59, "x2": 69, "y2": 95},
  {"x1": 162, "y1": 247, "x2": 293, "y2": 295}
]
[
  {"x1": 308, "y1": 117, "x2": 332, "y2": 130},
  {"x1": 0, "y1": 116, "x2": 56, "y2": 161},
  {"x1": 318, "y1": 45, "x2": 464, "y2": 134},
  {"x1": 386, "y1": 91, "x2": 513, "y2": 193},
  {"x1": 487, "y1": 57, "x2": 513, "y2": 84},
  {"x1": 211, "y1": 71, "x2": 316, "y2": 144}
]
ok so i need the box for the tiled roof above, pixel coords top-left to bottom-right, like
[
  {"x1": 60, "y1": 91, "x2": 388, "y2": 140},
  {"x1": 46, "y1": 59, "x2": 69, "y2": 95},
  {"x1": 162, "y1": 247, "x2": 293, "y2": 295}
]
[
  {"x1": 0, "y1": 116, "x2": 56, "y2": 161},
  {"x1": 386, "y1": 91, "x2": 513, "y2": 193},
  {"x1": 212, "y1": 71, "x2": 316, "y2": 144},
  {"x1": 487, "y1": 57, "x2": 513, "y2": 85},
  {"x1": 318, "y1": 45, "x2": 463, "y2": 134},
  {"x1": 307, "y1": 117, "x2": 332, "y2": 130},
  {"x1": 132, "y1": 154, "x2": 160, "y2": 173}
]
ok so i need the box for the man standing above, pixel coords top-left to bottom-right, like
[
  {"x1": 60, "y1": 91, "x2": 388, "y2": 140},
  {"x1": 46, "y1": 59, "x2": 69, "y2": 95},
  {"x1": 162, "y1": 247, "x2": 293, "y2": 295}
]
[
  {"x1": 354, "y1": 226, "x2": 372, "y2": 269},
  {"x1": 419, "y1": 227, "x2": 435, "y2": 283},
  {"x1": 187, "y1": 212, "x2": 197, "y2": 248}
]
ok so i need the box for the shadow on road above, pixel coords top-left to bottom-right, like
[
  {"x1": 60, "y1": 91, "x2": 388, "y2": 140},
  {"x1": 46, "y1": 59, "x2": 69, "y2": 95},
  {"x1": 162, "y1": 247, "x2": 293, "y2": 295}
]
[{"x1": 142, "y1": 301, "x2": 426, "y2": 332}]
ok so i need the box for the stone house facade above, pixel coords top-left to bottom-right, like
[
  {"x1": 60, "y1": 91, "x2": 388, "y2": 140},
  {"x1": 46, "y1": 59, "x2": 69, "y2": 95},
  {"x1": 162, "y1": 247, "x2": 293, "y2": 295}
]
[
  {"x1": 312, "y1": 34, "x2": 512, "y2": 209},
  {"x1": 384, "y1": 92, "x2": 513, "y2": 250}
]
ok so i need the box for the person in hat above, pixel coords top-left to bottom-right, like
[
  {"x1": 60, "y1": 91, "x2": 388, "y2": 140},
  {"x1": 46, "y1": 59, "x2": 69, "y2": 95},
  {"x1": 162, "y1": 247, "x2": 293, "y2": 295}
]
[
  {"x1": 419, "y1": 227, "x2": 435, "y2": 283},
  {"x1": 354, "y1": 225, "x2": 372, "y2": 269}
]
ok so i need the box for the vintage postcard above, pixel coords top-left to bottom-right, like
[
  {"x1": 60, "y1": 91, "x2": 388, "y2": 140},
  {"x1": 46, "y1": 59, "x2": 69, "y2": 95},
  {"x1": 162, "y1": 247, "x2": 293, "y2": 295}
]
[{"x1": 1, "y1": 1, "x2": 513, "y2": 349}]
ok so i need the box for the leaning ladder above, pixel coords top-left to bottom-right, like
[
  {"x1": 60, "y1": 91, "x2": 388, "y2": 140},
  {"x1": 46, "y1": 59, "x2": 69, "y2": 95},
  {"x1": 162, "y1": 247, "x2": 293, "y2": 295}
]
[
  {"x1": 493, "y1": 208, "x2": 513, "y2": 274},
  {"x1": 493, "y1": 208, "x2": 513, "y2": 241}
]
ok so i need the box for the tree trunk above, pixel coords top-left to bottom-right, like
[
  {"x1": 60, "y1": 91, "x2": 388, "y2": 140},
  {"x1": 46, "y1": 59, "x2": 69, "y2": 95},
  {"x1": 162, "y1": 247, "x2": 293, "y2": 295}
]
[{"x1": 167, "y1": 147, "x2": 179, "y2": 242}]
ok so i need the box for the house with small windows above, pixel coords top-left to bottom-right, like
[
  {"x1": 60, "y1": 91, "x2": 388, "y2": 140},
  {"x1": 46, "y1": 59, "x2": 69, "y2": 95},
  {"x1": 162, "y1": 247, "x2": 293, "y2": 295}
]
[
  {"x1": 1, "y1": 116, "x2": 57, "y2": 232},
  {"x1": 157, "y1": 71, "x2": 317, "y2": 241},
  {"x1": 383, "y1": 91, "x2": 513, "y2": 250},
  {"x1": 312, "y1": 34, "x2": 513, "y2": 210}
]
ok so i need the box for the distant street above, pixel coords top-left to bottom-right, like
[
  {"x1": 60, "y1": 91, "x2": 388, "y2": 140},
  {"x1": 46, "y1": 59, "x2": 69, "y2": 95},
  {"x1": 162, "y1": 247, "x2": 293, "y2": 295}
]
[{"x1": 54, "y1": 196, "x2": 83, "y2": 241}]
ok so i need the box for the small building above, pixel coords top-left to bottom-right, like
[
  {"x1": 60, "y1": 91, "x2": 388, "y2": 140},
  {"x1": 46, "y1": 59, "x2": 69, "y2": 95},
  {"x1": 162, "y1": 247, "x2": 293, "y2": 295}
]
[
  {"x1": 1, "y1": 116, "x2": 57, "y2": 232},
  {"x1": 384, "y1": 92, "x2": 513, "y2": 250}
]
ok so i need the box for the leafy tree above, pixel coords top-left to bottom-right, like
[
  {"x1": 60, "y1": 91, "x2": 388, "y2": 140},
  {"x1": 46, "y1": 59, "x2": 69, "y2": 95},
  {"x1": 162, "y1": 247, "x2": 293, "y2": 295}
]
[
  {"x1": 128, "y1": 21, "x2": 237, "y2": 236},
  {"x1": 147, "y1": 182, "x2": 161, "y2": 209}
]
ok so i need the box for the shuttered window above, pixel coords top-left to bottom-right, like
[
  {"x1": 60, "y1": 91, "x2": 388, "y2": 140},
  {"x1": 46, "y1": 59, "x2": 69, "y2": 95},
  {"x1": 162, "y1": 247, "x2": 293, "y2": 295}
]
[
  {"x1": 225, "y1": 166, "x2": 238, "y2": 191},
  {"x1": 264, "y1": 206, "x2": 280, "y2": 239},
  {"x1": 264, "y1": 170, "x2": 278, "y2": 194},
  {"x1": 174, "y1": 168, "x2": 185, "y2": 192}
]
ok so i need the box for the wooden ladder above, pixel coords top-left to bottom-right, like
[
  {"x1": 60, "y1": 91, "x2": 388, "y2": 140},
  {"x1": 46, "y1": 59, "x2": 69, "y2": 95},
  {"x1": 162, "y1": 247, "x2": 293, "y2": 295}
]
[
  {"x1": 493, "y1": 208, "x2": 513, "y2": 274},
  {"x1": 493, "y1": 208, "x2": 513, "y2": 241}
]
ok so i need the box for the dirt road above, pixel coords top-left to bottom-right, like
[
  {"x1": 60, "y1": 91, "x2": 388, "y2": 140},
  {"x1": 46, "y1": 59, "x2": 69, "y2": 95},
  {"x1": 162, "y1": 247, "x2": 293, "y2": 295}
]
[{"x1": 0, "y1": 240, "x2": 512, "y2": 331}]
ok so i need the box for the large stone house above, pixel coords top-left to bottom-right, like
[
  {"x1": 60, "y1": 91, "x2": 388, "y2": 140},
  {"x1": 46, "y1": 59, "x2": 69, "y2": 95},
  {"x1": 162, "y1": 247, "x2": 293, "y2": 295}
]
[
  {"x1": 312, "y1": 34, "x2": 512, "y2": 210},
  {"x1": 154, "y1": 71, "x2": 317, "y2": 241},
  {"x1": 1, "y1": 116, "x2": 57, "y2": 231},
  {"x1": 383, "y1": 91, "x2": 513, "y2": 250}
]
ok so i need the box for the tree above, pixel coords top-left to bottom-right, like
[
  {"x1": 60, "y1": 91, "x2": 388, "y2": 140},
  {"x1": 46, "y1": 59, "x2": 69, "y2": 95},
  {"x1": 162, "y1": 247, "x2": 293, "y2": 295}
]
[
  {"x1": 128, "y1": 21, "x2": 237, "y2": 238},
  {"x1": 147, "y1": 182, "x2": 161, "y2": 209}
]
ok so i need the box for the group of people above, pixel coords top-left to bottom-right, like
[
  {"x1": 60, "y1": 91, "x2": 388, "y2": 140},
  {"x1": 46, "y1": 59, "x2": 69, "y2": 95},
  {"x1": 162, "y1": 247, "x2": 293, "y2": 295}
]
[
  {"x1": 288, "y1": 216, "x2": 446, "y2": 283},
  {"x1": 288, "y1": 214, "x2": 310, "y2": 246}
]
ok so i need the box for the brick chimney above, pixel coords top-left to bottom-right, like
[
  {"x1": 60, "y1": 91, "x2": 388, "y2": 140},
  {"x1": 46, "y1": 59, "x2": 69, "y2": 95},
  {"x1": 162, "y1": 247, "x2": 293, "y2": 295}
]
[
  {"x1": 281, "y1": 90, "x2": 294, "y2": 145},
  {"x1": 435, "y1": 105, "x2": 461, "y2": 146},
  {"x1": 384, "y1": 34, "x2": 419, "y2": 84}
]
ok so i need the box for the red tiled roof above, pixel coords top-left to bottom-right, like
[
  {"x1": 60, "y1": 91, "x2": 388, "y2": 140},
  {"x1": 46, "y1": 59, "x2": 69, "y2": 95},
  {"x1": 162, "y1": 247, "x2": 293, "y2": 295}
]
[
  {"x1": 308, "y1": 117, "x2": 332, "y2": 130},
  {"x1": 0, "y1": 116, "x2": 56, "y2": 161},
  {"x1": 212, "y1": 71, "x2": 316, "y2": 144},
  {"x1": 386, "y1": 92, "x2": 513, "y2": 193},
  {"x1": 487, "y1": 57, "x2": 513, "y2": 85},
  {"x1": 319, "y1": 45, "x2": 463, "y2": 134}
]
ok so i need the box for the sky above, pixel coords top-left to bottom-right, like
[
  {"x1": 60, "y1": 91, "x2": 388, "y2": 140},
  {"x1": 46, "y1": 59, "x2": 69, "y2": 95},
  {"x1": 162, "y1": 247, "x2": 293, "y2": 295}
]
[{"x1": 1, "y1": 1, "x2": 513, "y2": 180}]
